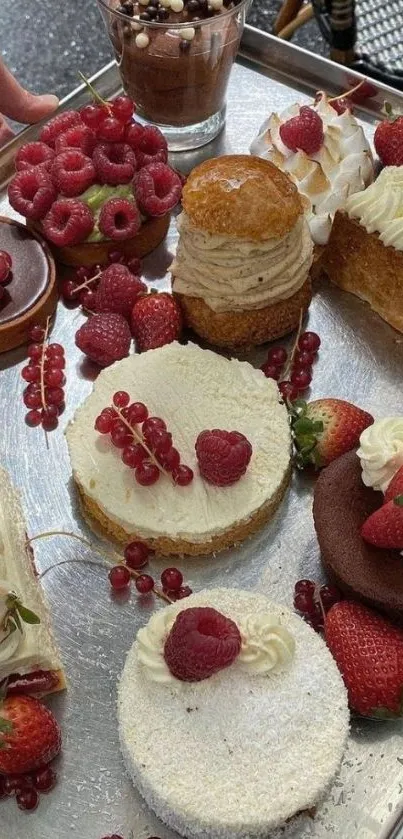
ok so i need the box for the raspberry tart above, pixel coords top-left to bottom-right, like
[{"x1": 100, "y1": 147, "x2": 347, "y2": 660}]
[
  {"x1": 0, "y1": 217, "x2": 57, "y2": 352},
  {"x1": 7, "y1": 99, "x2": 182, "y2": 267},
  {"x1": 0, "y1": 467, "x2": 65, "y2": 696},
  {"x1": 66, "y1": 341, "x2": 291, "y2": 555},
  {"x1": 118, "y1": 587, "x2": 349, "y2": 838}
]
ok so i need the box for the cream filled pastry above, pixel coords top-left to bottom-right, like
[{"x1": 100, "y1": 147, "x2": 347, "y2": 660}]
[
  {"x1": 172, "y1": 155, "x2": 313, "y2": 348},
  {"x1": 250, "y1": 94, "x2": 374, "y2": 246}
]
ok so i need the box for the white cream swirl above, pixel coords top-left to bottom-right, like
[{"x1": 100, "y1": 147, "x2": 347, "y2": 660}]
[
  {"x1": 357, "y1": 417, "x2": 403, "y2": 492},
  {"x1": 136, "y1": 608, "x2": 176, "y2": 684},
  {"x1": 238, "y1": 614, "x2": 295, "y2": 675},
  {"x1": 0, "y1": 580, "x2": 22, "y2": 664},
  {"x1": 250, "y1": 93, "x2": 374, "y2": 246},
  {"x1": 345, "y1": 166, "x2": 403, "y2": 251}
]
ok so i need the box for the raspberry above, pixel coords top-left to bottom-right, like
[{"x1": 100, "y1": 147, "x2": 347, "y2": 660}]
[
  {"x1": 55, "y1": 124, "x2": 97, "y2": 157},
  {"x1": 15, "y1": 142, "x2": 55, "y2": 171},
  {"x1": 124, "y1": 121, "x2": 146, "y2": 152},
  {"x1": 92, "y1": 142, "x2": 136, "y2": 186},
  {"x1": 164, "y1": 606, "x2": 242, "y2": 682},
  {"x1": 42, "y1": 198, "x2": 94, "y2": 246},
  {"x1": 134, "y1": 125, "x2": 168, "y2": 168},
  {"x1": 51, "y1": 149, "x2": 96, "y2": 197},
  {"x1": 195, "y1": 429, "x2": 252, "y2": 486},
  {"x1": 75, "y1": 312, "x2": 131, "y2": 367},
  {"x1": 99, "y1": 197, "x2": 141, "y2": 241},
  {"x1": 95, "y1": 264, "x2": 146, "y2": 319},
  {"x1": 39, "y1": 109, "x2": 83, "y2": 149},
  {"x1": 279, "y1": 106, "x2": 324, "y2": 155},
  {"x1": 134, "y1": 163, "x2": 182, "y2": 217},
  {"x1": 131, "y1": 292, "x2": 182, "y2": 351},
  {"x1": 8, "y1": 168, "x2": 57, "y2": 221}
]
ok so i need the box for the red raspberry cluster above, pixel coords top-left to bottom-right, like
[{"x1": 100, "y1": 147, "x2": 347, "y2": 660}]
[
  {"x1": 108, "y1": 542, "x2": 192, "y2": 601},
  {"x1": 95, "y1": 391, "x2": 194, "y2": 487},
  {"x1": 0, "y1": 763, "x2": 57, "y2": 813},
  {"x1": 8, "y1": 95, "x2": 182, "y2": 247},
  {"x1": 21, "y1": 322, "x2": 66, "y2": 431},
  {"x1": 261, "y1": 330, "x2": 321, "y2": 403},
  {"x1": 293, "y1": 579, "x2": 341, "y2": 633}
]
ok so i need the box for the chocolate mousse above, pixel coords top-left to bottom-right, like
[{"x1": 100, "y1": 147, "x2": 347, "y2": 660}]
[
  {"x1": 108, "y1": 0, "x2": 243, "y2": 126},
  {"x1": 313, "y1": 450, "x2": 403, "y2": 622}
]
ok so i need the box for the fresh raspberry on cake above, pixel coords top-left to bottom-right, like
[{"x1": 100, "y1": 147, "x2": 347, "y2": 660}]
[
  {"x1": 164, "y1": 606, "x2": 242, "y2": 681},
  {"x1": 15, "y1": 141, "x2": 55, "y2": 171},
  {"x1": 51, "y1": 149, "x2": 96, "y2": 197},
  {"x1": 131, "y1": 292, "x2": 182, "y2": 351},
  {"x1": 8, "y1": 168, "x2": 57, "y2": 220},
  {"x1": 55, "y1": 124, "x2": 97, "y2": 157},
  {"x1": 124, "y1": 121, "x2": 146, "y2": 152},
  {"x1": 39, "y1": 109, "x2": 83, "y2": 149},
  {"x1": 43, "y1": 198, "x2": 94, "y2": 246},
  {"x1": 99, "y1": 197, "x2": 141, "y2": 241},
  {"x1": 374, "y1": 113, "x2": 403, "y2": 166},
  {"x1": 95, "y1": 264, "x2": 146, "y2": 320},
  {"x1": 195, "y1": 429, "x2": 253, "y2": 486},
  {"x1": 0, "y1": 695, "x2": 61, "y2": 775},
  {"x1": 75, "y1": 312, "x2": 132, "y2": 367},
  {"x1": 134, "y1": 163, "x2": 182, "y2": 217},
  {"x1": 279, "y1": 106, "x2": 324, "y2": 155},
  {"x1": 134, "y1": 125, "x2": 168, "y2": 169},
  {"x1": 93, "y1": 142, "x2": 137, "y2": 186}
]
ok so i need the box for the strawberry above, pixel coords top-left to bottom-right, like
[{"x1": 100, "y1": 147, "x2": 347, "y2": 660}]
[
  {"x1": 374, "y1": 107, "x2": 403, "y2": 167},
  {"x1": 361, "y1": 495, "x2": 403, "y2": 549},
  {"x1": 290, "y1": 398, "x2": 374, "y2": 469},
  {"x1": 131, "y1": 292, "x2": 182, "y2": 352},
  {"x1": 0, "y1": 695, "x2": 61, "y2": 774},
  {"x1": 384, "y1": 465, "x2": 403, "y2": 504},
  {"x1": 325, "y1": 601, "x2": 403, "y2": 718}
]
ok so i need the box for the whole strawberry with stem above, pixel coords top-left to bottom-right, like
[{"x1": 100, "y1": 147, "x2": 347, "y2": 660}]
[
  {"x1": 131, "y1": 292, "x2": 182, "y2": 352},
  {"x1": 325, "y1": 600, "x2": 403, "y2": 718},
  {"x1": 290, "y1": 398, "x2": 374, "y2": 469},
  {"x1": 0, "y1": 694, "x2": 61, "y2": 774},
  {"x1": 374, "y1": 104, "x2": 403, "y2": 167},
  {"x1": 361, "y1": 493, "x2": 403, "y2": 549}
]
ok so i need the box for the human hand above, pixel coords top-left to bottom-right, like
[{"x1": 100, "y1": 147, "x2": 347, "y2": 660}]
[{"x1": 0, "y1": 58, "x2": 59, "y2": 147}]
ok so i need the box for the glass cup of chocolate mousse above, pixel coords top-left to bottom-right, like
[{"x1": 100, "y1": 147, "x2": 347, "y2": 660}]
[{"x1": 97, "y1": 0, "x2": 251, "y2": 150}]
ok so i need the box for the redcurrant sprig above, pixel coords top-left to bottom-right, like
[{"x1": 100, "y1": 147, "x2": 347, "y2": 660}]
[{"x1": 21, "y1": 319, "x2": 66, "y2": 431}]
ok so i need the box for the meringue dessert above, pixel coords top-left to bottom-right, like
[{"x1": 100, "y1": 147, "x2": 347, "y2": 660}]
[
  {"x1": 0, "y1": 466, "x2": 65, "y2": 696},
  {"x1": 66, "y1": 342, "x2": 291, "y2": 556},
  {"x1": 118, "y1": 587, "x2": 349, "y2": 839},
  {"x1": 322, "y1": 167, "x2": 403, "y2": 333},
  {"x1": 171, "y1": 155, "x2": 313, "y2": 349},
  {"x1": 250, "y1": 93, "x2": 374, "y2": 247}
]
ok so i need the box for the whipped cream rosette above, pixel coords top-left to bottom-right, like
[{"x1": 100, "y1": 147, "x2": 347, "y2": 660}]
[
  {"x1": 358, "y1": 417, "x2": 403, "y2": 493},
  {"x1": 346, "y1": 166, "x2": 403, "y2": 250},
  {"x1": 250, "y1": 93, "x2": 374, "y2": 245}
]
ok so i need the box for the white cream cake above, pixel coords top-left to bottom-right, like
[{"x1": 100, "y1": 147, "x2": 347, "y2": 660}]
[
  {"x1": 118, "y1": 588, "x2": 349, "y2": 839},
  {"x1": 66, "y1": 342, "x2": 291, "y2": 555},
  {"x1": 0, "y1": 466, "x2": 65, "y2": 694}
]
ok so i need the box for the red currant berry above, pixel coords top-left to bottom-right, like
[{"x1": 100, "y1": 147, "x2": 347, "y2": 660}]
[
  {"x1": 266, "y1": 346, "x2": 287, "y2": 367},
  {"x1": 41, "y1": 406, "x2": 59, "y2": 431},
  {"x1": 154, "y1": 432, "x2": 173, "y2": 458},
  {"x1": 32, "y1": 765, "x2": 57, "y2": 793},
  {"x1": 108, "y1": 249, "x2": 125, "y2": 264},
  {"x1": 113, "y1": 390, "x2": 130, "y2": 408},
  {"x1": 4, "y1": 775, "x2": 23, "y2": 795},
  {"x1": 28, "y1": 324, "x2": 45, "y2": 342},
  {"x1": 294, "y1": 591, "x2": 315, "y2": 615},
  {"x1": 121, "y1": 444, "x2": 145, "y2": 468},
  {"x1": 142, "y1": 416, "x2": 166, "y2": 437},
  {"x1": 294, "y1": 579, "x2": 315, "y2": 596},
  {"x1": 160, "y1": 447, "x2": 180, "y2": 472},
  {"x1": 135, "y1": 574, "x2": 154, "y2": 594},
  {"x1": 112, "y1": 95, "x2": 135, "y2": 124},
  {"x1": 161, "y1": 567, "x2": 183, "y2": 591},
  {"x1": 62, "y1": 279, "x2": 79, "y2": 302},
  {"x1": 261, "y1": 362, "x2": 280, "y2": 381},
  {"x1": 319, "y1": 585, "x2": 341, "y2": 611},
  {"x1": 111, "y1": 422, "x2": 133, "y2": 448},
  {"x1": 126, "y1": 256, "x2": 141, "y2": 275},
  {"x1": 278, "y1": 380, "x2": 298, "y2": 402},
  {"x1": 108, "y1": 564, "x2": 131, "y2": 590},
  {"x1": 25, "y1": 409, "x2": 42, "y2": 428},
  {"x1": 175, "y1": 585, "x2": 193, "y2": 599},
  {"x1": 172, "y1": 465, "x2": 194, "y2": 486},
  {"x1": 124, "y1": 541, "x2": 150, "y2": 569},
  {"x1": 127, "y1": 402, "x2": 148, "y2": 424},
  {"x1": 80, "y1": 289, "x2": 97, "y2": 311},
  {"x1": 135, "y1": 463, "x2": 160, "y2": 485},
  {"x1": 294, "y1": 349, "x2": 315, "y2": 368},
  {"x1": 95, "y1": 412, "x2": 113, "y2": 433},
  {"x1": 45, "y1": 386, "x2": 65, "y2": 407},
  {"x1": 98, "y1": 116, "x2": 126, "y2": 142},
  {"x1": 298, "y1": 331, "x2": 321, "y2": 353},
  {"x1": 47, "y1": 343, "x2": 64, "y2": 357},
  {"x1": 23, "y1": 385, "x2": 42, "y2": 409},
  {"x1": 21, "y1": 364, "x2": 40, "y2": 383},
  {"x1": 27, "y1": 343, "x2": 43, "y2": 360},
  {"x1": 16, "y1": 787, "x2": 39, "y2": 811},
  {"x1": 44, "y1": 367, "x2": 65, "y2": 387},
  {"x1": 290, "y1": 368, "x2": 312, "y2": 391}
]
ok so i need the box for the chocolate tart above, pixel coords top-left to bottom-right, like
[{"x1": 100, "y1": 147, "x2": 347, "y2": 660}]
[
  {"x1": 313, "y1": 450, "x2": 403, "y2": 622},
  {"x1": 28, "y1": 213, "x2": 170, "y2": 267},
  {"x1": 0, "y1": 217, "x2": 57, "y2": 353}
]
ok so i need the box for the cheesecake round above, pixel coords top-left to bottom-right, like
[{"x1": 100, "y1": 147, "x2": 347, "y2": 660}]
[
  {"x1": 66, "y1": 341, "x2": 291, "y2": 556},
  {"x1": 118, "y1": 588, "x2": 349, "y2": 839},
  {"x1": 313, "y1": 450, "x2": 403, "y2": 620}
]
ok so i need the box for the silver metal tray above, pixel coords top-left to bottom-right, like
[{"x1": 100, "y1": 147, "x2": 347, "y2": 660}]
[{"x1": 1, "y1": 25, "x2": 403, "y2": 839}]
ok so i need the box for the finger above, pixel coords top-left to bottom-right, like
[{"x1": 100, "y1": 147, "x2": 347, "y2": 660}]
[
  {"x1": 0, "y1": 115, "x2": 14, "y2": 148},
  {"x1": 0, "y1": 58, "x2": 59, "y2": 124}
]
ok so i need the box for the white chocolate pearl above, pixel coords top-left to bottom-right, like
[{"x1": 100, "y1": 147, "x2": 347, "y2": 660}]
[
  {"x1": 171, "y1": 0, "x2": 184, "y2": 11},
  {"x1": 132, "y1": 17, "x2": 143, "y2": 29},
  {"x1": 161, "y1": 0, "x2": 171, "y2": 7},
  {"x1": 135, "y1": 31, "x2": 150, "y2": 47},
  {"x1": 209, "y1": 0, "x2": 223, "y2": 8},
  {"x1": 138, "y1": 0, "x2": 150, "y2": 5},
  {"x1": 180, "y1": 26, "x2": 195, "y2": 39}
]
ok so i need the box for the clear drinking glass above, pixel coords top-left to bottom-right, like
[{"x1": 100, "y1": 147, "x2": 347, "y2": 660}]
[{"x1": 96, "y1": 0, "x2": 251, "y2": 150}]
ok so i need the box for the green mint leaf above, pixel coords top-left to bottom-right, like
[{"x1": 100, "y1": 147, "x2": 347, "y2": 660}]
[
  {"x1": 394, "y1": 494, "x2": 403, "y2": 507},
  {"x1": 12, "y1": 610, "x2": 22, "y2": 634},
  {"x1": 16, "y1": 604, "x2": 40, "y2": 625}
]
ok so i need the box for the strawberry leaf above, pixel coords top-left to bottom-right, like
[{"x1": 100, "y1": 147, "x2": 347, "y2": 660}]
[
  {"x1": 15, "y1": 604, "x2": 40, "y2": 625},
  {"x1": 394, "y1": 494, "x2": 403, "y2": 507}
]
